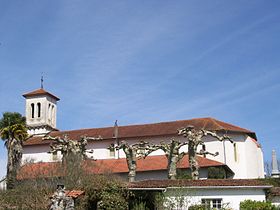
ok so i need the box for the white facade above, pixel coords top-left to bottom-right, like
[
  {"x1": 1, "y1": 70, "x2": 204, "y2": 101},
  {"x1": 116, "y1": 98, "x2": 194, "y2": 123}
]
[
  {"x1": 164, "y1": 187, "x2": 268, "y2": 210},
  {"x1": 24, "y1": 91, "x2": 58, "y2": 135},
  {"x1": 22, "y1": 133, "x2": 265, "y2": 179}
]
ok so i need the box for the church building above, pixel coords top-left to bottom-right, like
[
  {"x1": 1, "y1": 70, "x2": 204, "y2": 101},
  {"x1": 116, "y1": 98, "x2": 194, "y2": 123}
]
[{"x1": 21, "y1": 87, "x2": 265, "y2": 181}]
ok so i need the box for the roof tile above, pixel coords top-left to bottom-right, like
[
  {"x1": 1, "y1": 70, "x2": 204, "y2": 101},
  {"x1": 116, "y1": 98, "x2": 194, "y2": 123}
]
[
  {"x1": 17, "y1": 155, "x2": 225, "y2": 180},
  {"x1": 128, "y1": 179, "x2": 270, "y2": 188},
  {"x1": 22, "y1": 88, "x2": 60, "y2": 101},
  {"x1": 24, "y1": 118, "x2": 255, "y2": 146}
]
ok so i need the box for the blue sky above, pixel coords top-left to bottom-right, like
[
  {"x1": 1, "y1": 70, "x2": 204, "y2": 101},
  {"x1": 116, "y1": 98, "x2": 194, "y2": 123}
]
[{"x1": 0, "y1": 1, "x2": 280, "y2": 178}]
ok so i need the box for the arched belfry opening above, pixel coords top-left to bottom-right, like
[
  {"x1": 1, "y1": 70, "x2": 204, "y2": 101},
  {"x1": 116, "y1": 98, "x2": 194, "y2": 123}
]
[
  {"x1": 37, "y1": 102, "x2": 41, "y2": 118},
  {"x1": 22, "y1": 88, "x2": 60, "y2": 135},
  {"x1": 31, "y1": 103, "x2": 35, "y2": 118}
]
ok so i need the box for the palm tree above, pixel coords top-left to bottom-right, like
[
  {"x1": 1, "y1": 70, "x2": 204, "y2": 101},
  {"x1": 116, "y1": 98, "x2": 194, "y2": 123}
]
[{"x1": 0, "y1": 112, "x2": 28, "y2": 189}]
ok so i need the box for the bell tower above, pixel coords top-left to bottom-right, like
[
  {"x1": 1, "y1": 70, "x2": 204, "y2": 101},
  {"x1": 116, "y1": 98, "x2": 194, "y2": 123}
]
[{"x1": 22, "y1": 88, "x2": 60, "y2": 135}]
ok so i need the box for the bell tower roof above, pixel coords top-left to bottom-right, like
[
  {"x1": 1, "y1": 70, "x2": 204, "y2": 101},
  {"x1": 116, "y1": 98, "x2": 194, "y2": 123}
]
[
  {"x1": 23, "y1": 88, "x2": 60, "y2": 101},
  {"x1": 23, "y1": 87, "x2": 60, "y2": 135}
]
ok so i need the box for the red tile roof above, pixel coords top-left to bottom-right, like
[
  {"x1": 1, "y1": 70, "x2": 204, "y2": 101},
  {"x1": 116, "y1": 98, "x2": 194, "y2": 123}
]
[
  {"x1": 22, "y1": 88, "x2": 60, "y2": 101},
  {"x1": 65, "y1": 190, "x2": 85, "y2": 198},
  {"x1": 17, "y1": 162, "x2": 63, "y2": 179},
  {"x1": 17, "y1": 155, "x2": 226, "y2": 180},
  {"x1": 128, "y1": 179, "x2": 271, "y2": 188},
  {"x1": 85, "y1": 154, "x2": 225, "y2": 174},
  {"x1": 24, "y1": 117, "x2": 256, "y2": 146}
]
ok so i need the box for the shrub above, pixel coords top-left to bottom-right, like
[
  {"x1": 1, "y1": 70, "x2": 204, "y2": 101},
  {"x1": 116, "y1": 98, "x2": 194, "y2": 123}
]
[
  {"x1": 176, "y1": 169, "x2": 192, "y2": 179},
  {"x1": 208, "y1": 167, "x2": 226, "y2": 179},
  {"x1": 78, "y1": 174, "x2": 129, "y2": 210},
  {"x1": 131, "y1": 201, "x2": 149, "y2": 210},
  {"x1": 188, "y1": 204, "x2": 206, "y2": 210},
  {"x1": 240, "y1": 199, "x2": 278, "y2": 210},
  {"x1": 0, "y1": 177, "x2": 57, "y2": 209}
]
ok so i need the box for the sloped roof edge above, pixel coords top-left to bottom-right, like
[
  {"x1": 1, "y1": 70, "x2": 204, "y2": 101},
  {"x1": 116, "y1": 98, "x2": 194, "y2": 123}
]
[
  {"x1": 24, "y1": 117, "x2": 256, "y2": 146},
  {"x1": 23, "y1": 88, "x2": 60, "y2": 101}
]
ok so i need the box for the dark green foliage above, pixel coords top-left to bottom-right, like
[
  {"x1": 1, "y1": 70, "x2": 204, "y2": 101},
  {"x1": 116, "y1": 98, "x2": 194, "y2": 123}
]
[
  {"x1": 130, "y1": 191, "x2": 164, "y2": 210},
  {"x1": 0, "y1": 112, "x2": 28, "y2": 190},
  {"x1": 176, "y1": 169, "x2": 192, "y2": 179},
  {"x1": 240, "y1": 200, "x2": 278, "y2": 210},
  {"x1": 78, "y1": 174, "x2": 129, "y2": 210},
  {"x1": 262, "y1": 178, "x2": 280, "y2": 187},
  {"x1": 131, "y1": 201, "x2": 149, "y2": 210},
  {"x1": 0, "y1": 112, "x2": 26, "y2": 129},
  {"x1": 188, "y1": 204, "x2": 206, "y2": 210},
  {"x1": 208, "y1": 167, "x2": 226, "y2": 179}
]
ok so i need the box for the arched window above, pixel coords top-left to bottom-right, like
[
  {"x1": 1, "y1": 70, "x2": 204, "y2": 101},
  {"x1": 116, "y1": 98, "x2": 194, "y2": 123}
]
[
  {"x1": 48, "y1": 104, "x2": 51, "y2": 121},
  {"x1": 37, "y1": 103, "x2": 41, "y2": 118},
  {"x1": 202, "y1": 144, "x2": 206, "y2": 157},
  {"x1": 233, "y1": 143, "x2": 238, "y2": 162},
  {"x1": 31, "y1": 103, "x2": 35, "y2": 118},
  {"x1": 51, "y1": 105, "x2": 55, "y2": 125}
]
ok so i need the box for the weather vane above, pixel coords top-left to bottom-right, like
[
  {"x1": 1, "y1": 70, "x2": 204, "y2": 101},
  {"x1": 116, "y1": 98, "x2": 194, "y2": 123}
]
[{"x1": 41, "y1": 72, "x2": 44, "y2": 89}]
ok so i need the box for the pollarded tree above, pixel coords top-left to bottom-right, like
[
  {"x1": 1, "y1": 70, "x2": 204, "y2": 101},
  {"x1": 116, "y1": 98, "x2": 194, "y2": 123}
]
[
  {"x1": 0, "y1": 112, "x2": 28, "y2": 189},
  {"x1": 44, "y1": 135, "x2": 99, "y2": 189},
  {"x1": 114, "y1": 140, "x2": 150, "y2": 182},
  {"x1": 44, "y1": 135, "x2": 98, "y2": 163},
  {"x1": 178, "y1": 125, "x2": 233, "y2": 180},
  {"x1": 144, "y1": 139, "x2": 188, "y2": 180}
]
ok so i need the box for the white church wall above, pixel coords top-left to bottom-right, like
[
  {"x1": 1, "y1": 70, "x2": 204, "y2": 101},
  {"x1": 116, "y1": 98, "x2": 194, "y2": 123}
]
[
  {"x1": 22, "y1": 132, "x2": 264, "y2": 179},
  {"x1": 86, "y1": 139, "x2": 116, "y2": 160},
  {"x1": 257, "y1": 146, "x2": 265, "y2": 178},
  {"x1": 22, "y1": 144, "x2": 53, "y2": 163},
  {"x1": 244, "y1": 137, "x2": 265, "y2": 178}
]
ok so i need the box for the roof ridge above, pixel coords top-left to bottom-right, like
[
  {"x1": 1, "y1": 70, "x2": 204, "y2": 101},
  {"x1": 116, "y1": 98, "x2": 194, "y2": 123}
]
[
  {"x1": 212, "y1": 118, "x2": 253, "y2": 133},
  {"x1": 208, "y1": 117, "x2": 225, "y2": 130}
]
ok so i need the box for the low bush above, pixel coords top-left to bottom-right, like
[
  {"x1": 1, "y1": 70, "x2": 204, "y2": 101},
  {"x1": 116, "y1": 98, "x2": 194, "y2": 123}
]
[
  {"x1": 0, "y1": 178, "x2": 57, "y2": 209},
  {"x1": 208, "y1": 167, "x2": 226, "y2": 179},
  {"x1": 188, "y1": 204, "x2": 206, "y2": 210},
  {"x1": 240, "y1": 199, "x2": 278, "y2": 210}
]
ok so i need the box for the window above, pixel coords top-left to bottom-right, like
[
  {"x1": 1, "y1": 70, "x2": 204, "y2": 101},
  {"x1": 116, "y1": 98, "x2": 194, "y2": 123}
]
[
  {"x1": 37, "y1": 103, "x2": 41, "y2": 118},
  {"x1": 202, "y1": 144, "x2": 206, "y2": 157},
  {"x1": 51, "y1": 105, "x2": 55, "y2": 125},
  {"x1": 233, "y1": 143, "x2": 238, "y2": 162},
  {"x1": 52, "y1": 151, "x2": 58, "y2": 161},
  {"x1": 202, "y1": 199, "x2": 222, "y2": 209},
  {"x1": 109, "y1": 143, "x2": 115, "y2": 157},
  {"x1": 31, "y1": 103, "x2": 35, "y2": 118},
  {"x1": 48, "y1": 104, "x2": 51, "y2": 121}
]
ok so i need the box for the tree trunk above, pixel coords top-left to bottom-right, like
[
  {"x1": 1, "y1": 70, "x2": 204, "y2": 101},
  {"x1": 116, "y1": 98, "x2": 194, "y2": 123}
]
[
  {"x1": 188, "y1": 142, "x2": 199, "y2": 180},
  {"x1": 127, "y1": 153, "x2": 137, "y2": 182},
  {"x1": 6, "y1": 138, "x2": 23, "y2": 189},
  {"x1": 168, "y1": 154, "x2": 178, "y2": 180}
]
